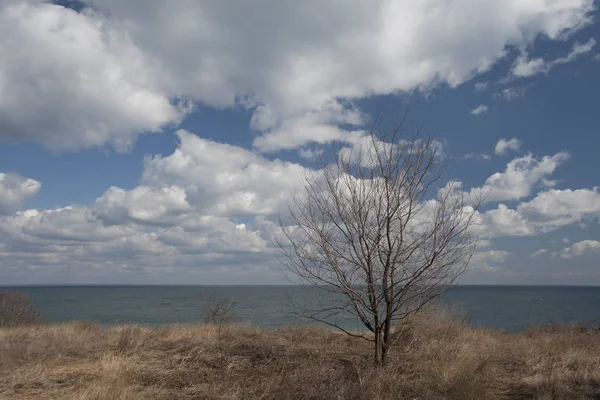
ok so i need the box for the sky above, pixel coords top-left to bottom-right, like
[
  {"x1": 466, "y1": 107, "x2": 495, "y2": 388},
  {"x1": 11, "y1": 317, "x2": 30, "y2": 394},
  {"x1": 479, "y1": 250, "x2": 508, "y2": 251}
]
[{"x1": 1, "y1": 0, "x2": 600, "y2": 285}]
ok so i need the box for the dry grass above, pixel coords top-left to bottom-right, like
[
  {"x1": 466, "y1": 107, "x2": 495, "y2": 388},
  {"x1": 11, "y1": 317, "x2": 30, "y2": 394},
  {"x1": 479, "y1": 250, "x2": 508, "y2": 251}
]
[{"x1": 1, "y1": 310, "x2": 599, "y2": 399}]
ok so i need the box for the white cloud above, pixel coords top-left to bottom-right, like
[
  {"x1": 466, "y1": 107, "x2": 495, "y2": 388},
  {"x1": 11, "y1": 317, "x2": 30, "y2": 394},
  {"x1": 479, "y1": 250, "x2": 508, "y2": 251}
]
[
  {"x1": 462, "y1": 153, "x2": 492, "y2": 160},
  {"x1": 552, "y1": 38, "x2": 596, "y2": 65},
  {"x1": 0, "y1": 0, "x2": 595, "y2": 151},
  {"x1": 494, "y1": 87, "x2": 526, "y2": 101},
  {"x1": 495, "y1": 138, "x2": 522, "y2": 155},
  {"x1": 466, "y1": 185, "x2": 600, "y2": 241},
  {"x1": 1, "y1": 135, "x2": 600, "y2": 282},
  {"x1": 517, "y1": 187, "x2": 600, "y2": 229},
  {"x1": 142, "y1": 130, "x2": 306, "y2": 216},
  {"x1": 474, "y1": 82, "x2": 488, "y2": 91},
  {"x1": 298, "y1": 147, "x2": 324, "y2": 160},
  {"x1": 0, "y1": 172, "x2": 41, "y2": 215},
  {"x1": 0, "y1": 206, "x2": 280, "y2": 282},
  {"x1": 541, "y1": 178, "x2": 557, "y2": 188},
  {"x1": 0, "y1": 1, "x2": 187, "y2": 151},
  {"x1": 0, "y1": 128, "x2": 314, "y2": 282},
  {"x1": 511, "y1": 38, "x2": 596, "y2": 78},
  {"x1": 93, "y1": 186, "x2": 192, "y2": 226},
  {"x1": 450, "y1": 152, "x2": 569, "y2": 204},
  {"x1": 475, "y1": 204, "x2": 535, "y2": 238},
  {"x1": 0, "y1": 207, "x2": 131, "y2": 245},
  {"x1": 477, "y1": 240, "x2": 493, "y2": 249},
  {"x1": 559, "y1": 240, "x2": 600, "y2": 258},
  {"x1": 470, "y1": 250, "x2": 513, "y2": 272},
  {"x1": 530, "y1": 248, "x2": 547, "y2": 258},
  {"x1": 470, "y1": 105, "x2": 488, "y2": 115},
  {"x1": 512, "y1": 55, "x2": 548, "y2": 77},
  {"x1": 471, "y1": 186, "x2": 600, "y2": 240},
  {"x1": 157, "y1": 223, "x2": 267, "y2": 255},
  {"x1": 252, "y1": 107, "x2": 365, "y2": 152}
]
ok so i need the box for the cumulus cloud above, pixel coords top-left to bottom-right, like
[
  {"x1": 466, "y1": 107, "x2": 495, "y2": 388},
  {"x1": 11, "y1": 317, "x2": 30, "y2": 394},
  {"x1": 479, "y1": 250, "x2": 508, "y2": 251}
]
[
  {"x1": 142, "y1": 130, "x2": 306, "y2": 216},
  {"x1": 470, "y1": 105, "x2": 488, "y2": 115},
  {"x1": 0, "y1": 173, "x2": 41, "y2": 215},
  {"x1": 1, "y1": 134, "x2": 600, "y2": 282},
  {"x1": 448, "y1": 152, "x2": 569, "y2": 204},
  {"x1": 495, "y1": 138, "x2": 522, "y2": 155},
  {"x1": 157, "y1": 223, "x2": 267, "y2": 255},
  {"x1": 470, "y1": 250, "x2": 513, "y2": 272},
  {"x1": 517, "y1": 187, "x2": 600, "y2": 230},
  {"x1": 0, "y1": 0, "x2": 595, "y2": 151},
  {"x1": 472, "y1": 186, "x2": 600, "y2": 239},
  {"x1": 474, "y1": 204, "x2": 535, "y2": 238},
  {"x1": 93, "y1": 186, "x2": 192, "y2": 226},
  {"x1": 0, "y1": 128, "x2": 311, "y2": 282},
  {"x1": 0, "y1": 207, "x2": 131, "y2": 247},
  {"x1": 559, "y1": 240, "x2": 600, "y2": 258},
  {"x1": 0, "y1": 207, "x2": 272, "y2": 258},
  {"x1": 3, "y1": 125, "x2": 595, "y2": 284},
  {"x1": 252, "y1": 106, "x2": 365, "y2": 152},
  {"x1": 0, "y1": 1, "x2": 187, "y2": 151}
]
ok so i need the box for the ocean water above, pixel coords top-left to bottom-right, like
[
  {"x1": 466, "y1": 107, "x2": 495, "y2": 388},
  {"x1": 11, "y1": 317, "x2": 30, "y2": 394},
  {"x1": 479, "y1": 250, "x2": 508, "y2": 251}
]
[{"x1": 2, "y1": 285, "x2": 599, "y2": 332}]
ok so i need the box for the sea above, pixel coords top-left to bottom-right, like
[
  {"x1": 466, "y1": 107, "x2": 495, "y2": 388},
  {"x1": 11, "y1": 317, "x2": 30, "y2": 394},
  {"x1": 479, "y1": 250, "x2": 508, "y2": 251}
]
[{"x1": 1, "y1": 285, "x2": 599, "y2": 333}]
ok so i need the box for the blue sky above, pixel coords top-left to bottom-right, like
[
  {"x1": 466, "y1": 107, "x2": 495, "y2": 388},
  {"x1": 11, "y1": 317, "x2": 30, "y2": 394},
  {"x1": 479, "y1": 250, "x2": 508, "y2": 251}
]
[{"x1": 0, "y1": 0, "x2": 599, "y2": 285}]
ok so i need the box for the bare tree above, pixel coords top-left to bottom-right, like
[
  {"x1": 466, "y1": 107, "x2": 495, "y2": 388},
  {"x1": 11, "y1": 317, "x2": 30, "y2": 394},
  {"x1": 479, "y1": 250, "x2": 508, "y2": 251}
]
[
  {"x1": 202, "y1": 296, "x2": 240, "y2": 360},
  {"x1": 0, "y1": 291, "x2": 40, "y2": 328},
  {"x1": 278, "y1": 118, "x2": 479, "y2": 366},
  {"x1": 203, "y1": 296, "x2": 238, "y2": 327}
]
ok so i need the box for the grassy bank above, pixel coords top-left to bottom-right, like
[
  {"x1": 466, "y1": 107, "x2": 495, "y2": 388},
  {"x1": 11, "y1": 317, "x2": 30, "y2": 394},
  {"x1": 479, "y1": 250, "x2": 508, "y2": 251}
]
[{"x1": 1, "y1": 311, "x2": 599, "y2": 399}]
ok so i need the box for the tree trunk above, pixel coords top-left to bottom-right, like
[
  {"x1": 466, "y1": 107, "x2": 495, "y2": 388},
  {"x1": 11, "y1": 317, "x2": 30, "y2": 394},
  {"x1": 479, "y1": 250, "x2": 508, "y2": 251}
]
[
  {"x1": 381, "y1": 318, "x2": 391, "y2": 366},
  {"x1": 374, "y1": 328, "x2": 384, "y2": 366},
  {"x1": 374, "y1": 319, "x2": 394, "y2": 366}
]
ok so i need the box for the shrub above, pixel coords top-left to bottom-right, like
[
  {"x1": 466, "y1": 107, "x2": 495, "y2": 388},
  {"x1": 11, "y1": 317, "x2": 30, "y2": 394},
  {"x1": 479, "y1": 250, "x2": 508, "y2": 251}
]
[
  {"x1": 202, "y1": 296, "x2": 239, "y2": 351},
  {"x1": 202, "y1": 296, "x2": 238, "y2": 326},
  {"x1": 0, "y1": 291, "x2": 40, "y2": 327}
]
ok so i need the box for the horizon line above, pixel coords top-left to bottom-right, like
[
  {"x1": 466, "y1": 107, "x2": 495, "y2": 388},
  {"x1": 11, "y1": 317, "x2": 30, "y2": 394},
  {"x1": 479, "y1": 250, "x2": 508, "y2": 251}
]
[{"x1": 1, "y1": 284, "x2": 599, "y2": 288}]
